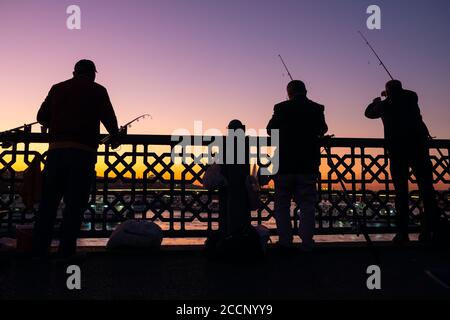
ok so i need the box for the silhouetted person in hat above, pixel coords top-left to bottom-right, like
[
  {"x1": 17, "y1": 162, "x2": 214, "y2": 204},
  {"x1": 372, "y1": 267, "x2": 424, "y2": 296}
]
[
  {"x1": 205, "y1": 119, "x2": 266, "y2": 260},
  {"x1": 365, "y1": 80, "x2": 438, "y2": 245},
  {"x1": 219, "y1": 119, "x2": 251, "y2": 236},
  {"x1": 267, "y1": 80, "x2": 328, "y2": 251},
  {"x1": 33, "y1": 59, "x2": 119, "y2": 258}
]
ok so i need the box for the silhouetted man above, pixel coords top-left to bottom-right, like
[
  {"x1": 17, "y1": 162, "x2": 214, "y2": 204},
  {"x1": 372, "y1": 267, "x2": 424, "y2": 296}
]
[
  {"x1": 33, "y1": 60, "x2": 119, "y2": 258},
  {"x1": 267, "y1": 80, "x2": 328, "y2": 251},
  {"x1": 365, "y1": 80, "x2": 438, "y2": 245}
]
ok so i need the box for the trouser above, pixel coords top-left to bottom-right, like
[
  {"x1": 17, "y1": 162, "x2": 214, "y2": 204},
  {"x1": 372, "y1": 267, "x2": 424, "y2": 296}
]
[
  {"x1": 32, "y1": 148, "x2": 96, "y2": 256},
  {"x1": 274, "y1": 173, "x2": 318, "y2": 246},
  {"x1": 389, "y1": 147, "x2": 438, "y2": 235}
]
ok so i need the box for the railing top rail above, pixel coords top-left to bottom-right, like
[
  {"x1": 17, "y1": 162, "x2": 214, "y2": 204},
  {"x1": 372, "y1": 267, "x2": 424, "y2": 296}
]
[{"x1": 1, "y1": 132, "x2": 450, "y2": 148}]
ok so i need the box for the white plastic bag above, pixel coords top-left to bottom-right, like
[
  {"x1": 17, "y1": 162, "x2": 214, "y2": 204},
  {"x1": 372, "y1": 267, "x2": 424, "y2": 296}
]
[{"x1": 107, "y1": 220, "x2": 163, "y2": 250}]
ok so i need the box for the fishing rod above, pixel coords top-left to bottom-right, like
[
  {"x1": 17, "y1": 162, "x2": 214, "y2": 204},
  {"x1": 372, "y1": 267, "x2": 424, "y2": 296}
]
[
  {"x1": 358, "y1": 32, "x2": 450, "y2": 171},
  {"x1": 0, "y1": 121, "x2": 40, "y2": 148},
  {"x1": 278, "y1": 54, "x2": 294, "y2": 81},
  {"x1": 0, "y1": 121, "x2": 39, "y2": 134},
  {"x1": 321, "y1": 135, "x2": 381, "y2": 265},
  {"x1": 101, "y1": 113, "x2": 152, "y2": 145},
  {"x1": 358, "y1": 31, "x2": 394, "y2": 80}
]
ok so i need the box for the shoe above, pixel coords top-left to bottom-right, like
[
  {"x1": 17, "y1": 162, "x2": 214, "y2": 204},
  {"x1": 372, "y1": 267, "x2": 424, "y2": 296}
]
[
  {"x1": 274, "y1": 241, "x2": 296, "y2": 253},
  {"x1": 419, "y1": 232, "x2": 432, "y2": 245},
  {"x1": 299, "y1": 241, "x2": 315, "y2": 252},
  {"x1": 392, "y1": 233, "x2": 410, "y2": 246}
]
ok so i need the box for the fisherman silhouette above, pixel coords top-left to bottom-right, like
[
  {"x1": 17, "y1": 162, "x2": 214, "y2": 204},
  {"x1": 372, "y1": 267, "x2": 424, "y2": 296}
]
[
  {"x1": 32, "y1": 59, "x2": 120, "y2": 258},
  {"x1": 267, "y1": 80, "x2": 328, "y2": 251},
  {"x1": 365, "y1": 79, "x2": 439, "y2": 245},
  {"x1": 204, "y1": 120, "x2": 266, "y2": 261}
]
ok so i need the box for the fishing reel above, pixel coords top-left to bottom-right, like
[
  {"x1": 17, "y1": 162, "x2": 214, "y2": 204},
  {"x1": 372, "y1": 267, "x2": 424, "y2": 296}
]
[
  {"x1": 0, "y1": 140, "x2": 13, "y2": 149},
  {"x1": 0, "y1": 130, "x2": 12, "y2": 149},
  {"x1": 319, "y1": 134, "x2": 335, "y2": 156},
  {"x1": 320, "y1": 134, "x2": 335, "y2": 142},
  {"x1": 0, "y1": 122, "x2": 39, "y2": 149},
  {"x1": 101, "y1": 125, "x2": 127, "y2": 148}
]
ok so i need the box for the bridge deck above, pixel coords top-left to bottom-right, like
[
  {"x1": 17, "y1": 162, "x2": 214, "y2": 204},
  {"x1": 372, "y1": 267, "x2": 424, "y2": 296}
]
[{"x1": 1, "y1": 243, "x2": 449, "y2": 300}]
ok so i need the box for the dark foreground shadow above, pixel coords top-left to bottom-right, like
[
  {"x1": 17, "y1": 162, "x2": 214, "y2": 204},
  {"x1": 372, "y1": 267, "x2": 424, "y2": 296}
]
[{"x1": 1, "y1": 243, "x2": 449, "y2": 300}]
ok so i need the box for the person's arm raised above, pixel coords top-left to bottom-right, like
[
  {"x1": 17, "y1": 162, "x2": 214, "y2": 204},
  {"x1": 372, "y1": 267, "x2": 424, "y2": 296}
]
[{"x1": 365, "y1": 97, "x2": 384, "y2": 119}]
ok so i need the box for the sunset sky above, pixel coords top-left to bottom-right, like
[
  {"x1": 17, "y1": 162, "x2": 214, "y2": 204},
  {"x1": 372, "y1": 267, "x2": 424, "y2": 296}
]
[{"x1": 1, "y1": 0, "x2": 450, "y2": 139}]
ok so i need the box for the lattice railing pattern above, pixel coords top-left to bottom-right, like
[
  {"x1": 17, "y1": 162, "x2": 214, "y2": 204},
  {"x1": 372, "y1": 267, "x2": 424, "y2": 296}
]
[{"x1": 0, "y1": 133, "x2": 449, "y2": 237}]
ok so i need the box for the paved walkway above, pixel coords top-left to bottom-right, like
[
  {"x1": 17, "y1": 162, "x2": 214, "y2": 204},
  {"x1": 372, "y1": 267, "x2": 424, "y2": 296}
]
[{"x1": 1, "y1": 243, "x2": 449, "y2": 300}]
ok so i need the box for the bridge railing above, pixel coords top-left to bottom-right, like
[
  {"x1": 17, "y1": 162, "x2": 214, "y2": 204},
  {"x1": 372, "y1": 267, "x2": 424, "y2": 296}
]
[{"x1": 0, "y1": 132, "x2": 449, "y2": 237}]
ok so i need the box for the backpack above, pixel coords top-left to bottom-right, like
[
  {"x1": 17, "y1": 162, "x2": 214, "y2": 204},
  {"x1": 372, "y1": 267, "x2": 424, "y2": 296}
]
[{"x1": 205, "y1": 225, "x2": 267, "y2": 261}]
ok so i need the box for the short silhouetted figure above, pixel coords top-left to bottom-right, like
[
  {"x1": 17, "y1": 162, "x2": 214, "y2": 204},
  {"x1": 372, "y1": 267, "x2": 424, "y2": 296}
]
[
  {"x1": 205, "y1": 120, "x2": 265, "y2": 260},
  {"x1": 267, "y1": 80, "x2": 328, "y2": 251},
  {"x1": 219, "y1": 119, "x2": 251, "y2": 236},
  {"x1": 365, "y1": 80, "x2": 438, "y2": 245},
  {"x1": 33, "y1": 59, "x2": 119, "y2": 258}
]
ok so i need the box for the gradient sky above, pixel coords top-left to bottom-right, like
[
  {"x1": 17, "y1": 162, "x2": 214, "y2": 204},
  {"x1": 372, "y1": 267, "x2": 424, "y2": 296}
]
[{"x1": 1, "y1": 0, "x2": 450, "y2": 138}]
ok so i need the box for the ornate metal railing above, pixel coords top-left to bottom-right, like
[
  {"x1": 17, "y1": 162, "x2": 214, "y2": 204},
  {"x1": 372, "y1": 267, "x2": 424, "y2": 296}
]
[{"x1": 0, "y1": 132, "x2": 449, "y2": 238}]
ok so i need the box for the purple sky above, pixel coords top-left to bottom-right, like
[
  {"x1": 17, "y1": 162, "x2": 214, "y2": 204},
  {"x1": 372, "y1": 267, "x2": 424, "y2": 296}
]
[{"x1": 1, "y1": 0, "x2": 449, "y2": 138}]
